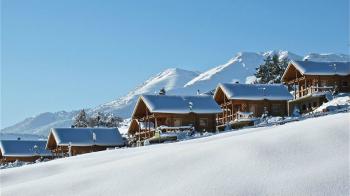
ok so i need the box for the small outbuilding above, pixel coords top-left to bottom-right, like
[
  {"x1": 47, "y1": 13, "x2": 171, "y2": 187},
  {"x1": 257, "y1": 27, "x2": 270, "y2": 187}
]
[
  {"x1": 46, "y1": 128, "x2": 124, "y2": 156},
  {"x1": 128, "y1": 95, "x2": 222, "y2": 141},
  {"x1": 0, "y1": 140, "x2": 53, "y2": 163},
  {"x1": 213, "y1": 83, "x2": 293, "y2": 130}
]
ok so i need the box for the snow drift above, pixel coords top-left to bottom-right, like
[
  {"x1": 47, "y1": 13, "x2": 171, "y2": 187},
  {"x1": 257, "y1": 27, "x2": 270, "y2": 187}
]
[{"x1": 1, "y1": 112, "x2": 349, "y2": 196}]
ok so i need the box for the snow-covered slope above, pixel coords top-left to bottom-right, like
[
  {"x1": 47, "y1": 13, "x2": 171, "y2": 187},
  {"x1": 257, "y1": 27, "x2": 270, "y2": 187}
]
[
  {"x1": 1, "y1": 69, "x2": 198, "y2": 136},
  {"x1": 91, "y1": 68, "x2": 199, "y2": 115},
  {"x1": 1, "y1": 111, "x2": 78, "y2": 136},
  {"x1": 304, "y1": 53, "x2": 350, "y2": 62},
  {"x1": 2, "y1": 51, "x2": 349, "y2": 136},
  {"x1": 1, "y1": 113, "x2": 349, "y2": 196},
  {"x1": 184, "y1": 51, "x2": 302, "y2": 92},
  {"x1": 314, "y1": 93, "x2": 350, "y2": 112}
]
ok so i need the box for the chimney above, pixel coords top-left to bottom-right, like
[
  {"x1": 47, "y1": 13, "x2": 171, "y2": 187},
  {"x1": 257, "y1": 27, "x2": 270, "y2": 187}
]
[{"x1": 188, "y1": 101, "x2": 193, "y2": 112}]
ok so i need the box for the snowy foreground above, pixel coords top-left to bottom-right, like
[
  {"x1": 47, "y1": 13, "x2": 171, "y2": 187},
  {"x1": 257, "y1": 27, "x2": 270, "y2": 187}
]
[{"x1": 1, "y1": 113, "x2": 349, "y2": 196}]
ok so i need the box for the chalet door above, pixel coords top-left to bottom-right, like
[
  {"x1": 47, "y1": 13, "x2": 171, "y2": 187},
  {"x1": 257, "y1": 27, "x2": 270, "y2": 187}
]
[
  {"x1": 199, "y1": 118, "x2": 208, "y2": 131},
  {"x1": 271, "y1": 104, "x2": 281, "y2": 116},
  {"x1": 173, "y1": 118, "x2": 182, "y2": 127},
  {"x1": 157, "y1": 118, "x2": 167, "y2": 126},
  {"x1": 249, "y1": 104, "x2": 257, "y2": 116}
]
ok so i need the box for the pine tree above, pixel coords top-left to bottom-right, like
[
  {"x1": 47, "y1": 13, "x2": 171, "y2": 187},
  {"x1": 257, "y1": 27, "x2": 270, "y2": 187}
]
[
  {"x1": 73, "y1": 110, "x2": 123, "y2": 128},
  {"x1": 255, "y1": 55, "x2": 273, "y2": 84},
  {"x1": 159, "y1": 87, "x2": 166, "y2": 95},
  {"x1": 88, "y1": 112, "x2": 104, "y2": 127},
  {"x1": 105, "y1": 114, "x2": 123, "y2": 127},
  {"x1": 255, "y1": 54, "x2": 289, "y2": 84},
  {"x1": 72, "y1": 109, "x2": 89, "y2": 128}
]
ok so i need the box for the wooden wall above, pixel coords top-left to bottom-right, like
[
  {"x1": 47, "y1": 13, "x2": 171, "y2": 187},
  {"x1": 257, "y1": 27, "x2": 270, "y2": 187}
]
[
  {"x1": 153, "y1": 113, "x2": 217, "y2": 132},
  {"x1": 220, "y1": 99, "x2": 289, "y2": 118},
  {"x1": 51, "y1": 145, "x2": 114, "y2": 156}
]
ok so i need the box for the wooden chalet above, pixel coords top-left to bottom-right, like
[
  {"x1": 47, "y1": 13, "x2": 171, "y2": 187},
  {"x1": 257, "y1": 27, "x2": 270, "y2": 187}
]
[
  {"x1": 128, "y1": 95, "x2": 222, "y2": 142},
  {"x1": 213, "y1": 83, "x2": 293, "y2": 130},
  {"x1": 46, "y1": 128, "x2": 124, "y2": 156},
  {"x1": 281, "y1": 60, "x2": 350, "y2": 114},
  {"x1": 0, "y1": 140, "x2": 53, "y2": 163}
]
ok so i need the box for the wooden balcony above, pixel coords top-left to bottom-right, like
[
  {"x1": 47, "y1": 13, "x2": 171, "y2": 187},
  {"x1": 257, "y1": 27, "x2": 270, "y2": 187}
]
[
  {"x1": 216, "y1": 113, "x2": 236, "y2": 126},
  {"x1": 295, "y1": 86, "x2": 333, "y2": 99}
]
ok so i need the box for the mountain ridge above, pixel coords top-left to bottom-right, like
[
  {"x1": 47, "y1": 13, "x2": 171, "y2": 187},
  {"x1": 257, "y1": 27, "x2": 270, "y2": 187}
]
[{"x1": 2, "y1": 51, "x2": 349, "y2": 136}]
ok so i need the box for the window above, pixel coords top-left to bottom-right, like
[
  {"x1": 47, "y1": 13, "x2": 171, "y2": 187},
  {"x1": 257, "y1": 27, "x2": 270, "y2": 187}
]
[
  {"x1": 166, "y1": 118, "x2": 171, "y2": 126},
  {"x1": 199, "y1": 118, "x2": 208, "y2": 127},
  {"x1": 271, "y1": 104, "x2": 281, "y2": 114},
  {"x1": 234, "y1": 104, "x2": 241, "y2": 111},
  {"x1": 343, "y1": 81, "x2": 348, "y2": 87},
  {"x1": 313, "y1": 102, "x2": 317, "y2": 107},
  {"x1": 249, "y1": 104, "x2": 257, "y2": 115},
  {"x1": 302, "y1": 104, "x2": 307, "y2": 110},
  {"x1": 173, "y1": 118, "x2": 182, "y2": 127}
]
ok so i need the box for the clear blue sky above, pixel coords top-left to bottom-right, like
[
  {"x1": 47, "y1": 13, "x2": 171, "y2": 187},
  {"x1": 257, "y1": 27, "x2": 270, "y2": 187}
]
[{"x1": 1, "y1": 0, "x2": 348, "y2": 128}]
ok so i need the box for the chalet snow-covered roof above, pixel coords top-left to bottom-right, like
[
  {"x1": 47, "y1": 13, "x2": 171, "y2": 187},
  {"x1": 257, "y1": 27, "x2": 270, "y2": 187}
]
[
  {"x1": 137, "y1": 95, "x2": 222, "y2": 114},
  {"x1": 0, "y1": 140, "x2": 52, "y2": 157},
  {"x1": 216, "y1": 83, "x2": 293, "y2": 101},
  {"x1": 287, "y1": 60, "x2": 350, "y2": 76},
  {"x1": 48, "y1": 128, "x2": 124, "y2": 147}
]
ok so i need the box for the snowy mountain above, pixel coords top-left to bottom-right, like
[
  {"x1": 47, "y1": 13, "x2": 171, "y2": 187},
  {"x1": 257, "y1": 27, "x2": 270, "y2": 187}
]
[
  {"x1": 1, "y1": 111, "x2": 79, "y2": 136},
  {"x1": 1, "y1": 112, "x2": 349, "y2": 195},
  {"x1": 184, "y1": 51, "x2": 302, "y2": 92},
  {"x1": 1, "y1": 69, "x2": 199, "y2": 136},
  {"x1": 90, "y1": 68, "x2": 199, "y2": 115},
  {"x1": 2, "y1": 51, "x2": 349, "y2": 136},
  {"x1": 304, "y1": 53, "x2": 350, "y2": 62}
]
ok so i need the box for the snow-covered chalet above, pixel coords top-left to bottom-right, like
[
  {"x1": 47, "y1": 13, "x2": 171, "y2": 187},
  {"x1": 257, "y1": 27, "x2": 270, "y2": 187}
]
[
  {"x1": 128, "y1": 95, "x2": 222, "y2": 142},
  {"x1": 213, "y1": 83, "x2": 293, "y2": 130},
  {"x1": 46, "y1": 128, "x2": 124, "y2": 156},
  {"x1": 281, "y1": 60, "x2": 350, "y2": 114}
]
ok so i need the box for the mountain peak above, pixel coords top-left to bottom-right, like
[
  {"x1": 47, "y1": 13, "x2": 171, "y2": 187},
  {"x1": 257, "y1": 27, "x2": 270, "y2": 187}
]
[
  {"x1": 303, "y1": 53, "x2": 350, "y2": 62},
  {"x1": 4, "y1": 50, "x2": 349, "y2": 136}
]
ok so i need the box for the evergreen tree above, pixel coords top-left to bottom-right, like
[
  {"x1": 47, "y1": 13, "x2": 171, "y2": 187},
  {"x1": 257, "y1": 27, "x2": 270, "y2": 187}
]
[
  {"x1": 88, "y1": 112, "x2": 104, "y2": 127},
  {"x1": 72, "y1": 109, "x2": 88, "y2": 127},
  {"x1": 73, "y1": 110, "x2": 123, "y2": 128},
  {"x1": 255, "y1": 54, "x2": 289, "y2": 84},
  {"x1": 105, "y1": 114, "x2": 123, "y2": 127},
  {"x1": 159, "y1": 87, "x2": 166, "y2": 95}
]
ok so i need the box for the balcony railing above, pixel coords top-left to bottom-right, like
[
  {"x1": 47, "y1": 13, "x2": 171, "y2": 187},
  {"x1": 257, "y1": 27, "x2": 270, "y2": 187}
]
[
  {"x1": 216, "y1": 113, "x2": 237, "y2": 126},
  {"x1": 295, "y1": 86, "x2": 333, "y2": 98}
]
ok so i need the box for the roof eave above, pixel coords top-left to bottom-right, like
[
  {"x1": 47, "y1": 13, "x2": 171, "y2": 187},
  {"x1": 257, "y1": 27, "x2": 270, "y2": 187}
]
[{"x1": 281, "y1": 60, "x2": 305, "y2": 82}]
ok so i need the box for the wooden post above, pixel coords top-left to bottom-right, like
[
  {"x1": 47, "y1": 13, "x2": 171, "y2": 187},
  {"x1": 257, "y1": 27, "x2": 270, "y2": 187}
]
[
  {"x1": 297, "y1": 79, "x2": 300, "y2": 98},
  {"x1": 231, "y1": 101, "x2": 234, "y2": 120},
  {"x1": 154, "y1": 116, "x2": 157, "y2": 138},
  {"x1": 145, "y1": 109, "x2": 149, "y2": 139},
  {"x1": 223, "y1": 96, "x2": 226, "y2": 124},
  {"x1": 138, "y1": 119, "x2": 141, "y2": 143},
  {"x1": 304, "y1": 78, "x2": 307, "y2": 96},
  {"x1": 294, "y1": 81, "x2": 296, "y2": 99}
]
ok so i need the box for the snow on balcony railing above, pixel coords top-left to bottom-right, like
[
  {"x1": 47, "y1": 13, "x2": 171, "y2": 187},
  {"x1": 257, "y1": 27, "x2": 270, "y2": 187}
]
[{"x1": 295, "y1": 86, "x2": 334, "y2": 98}]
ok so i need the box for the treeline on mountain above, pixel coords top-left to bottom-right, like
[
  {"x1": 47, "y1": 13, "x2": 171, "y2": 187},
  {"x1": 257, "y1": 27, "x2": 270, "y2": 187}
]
[{"x1": 72, "y1": 109, "x2": 123, "y2": 128}]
